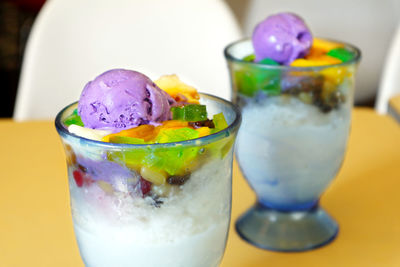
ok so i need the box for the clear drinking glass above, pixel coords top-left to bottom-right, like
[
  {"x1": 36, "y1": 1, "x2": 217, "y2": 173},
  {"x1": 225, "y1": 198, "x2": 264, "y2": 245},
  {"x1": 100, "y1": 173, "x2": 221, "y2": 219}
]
[
  {"x1": 224, "y1": 39, "x2": 361, "y2": 251},
  {"x1": 55, "y1": 94, "x2": 241, "y2": 267}
]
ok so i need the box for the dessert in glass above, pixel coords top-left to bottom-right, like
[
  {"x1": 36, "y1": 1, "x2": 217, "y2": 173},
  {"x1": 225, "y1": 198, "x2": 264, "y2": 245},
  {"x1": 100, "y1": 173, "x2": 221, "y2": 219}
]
[
  {"x1": 224, "y1": 13, "x2": 361, "y2": 251},
  {"x1": 55, "y1": 69, "x2": 241, "y2": 266}
]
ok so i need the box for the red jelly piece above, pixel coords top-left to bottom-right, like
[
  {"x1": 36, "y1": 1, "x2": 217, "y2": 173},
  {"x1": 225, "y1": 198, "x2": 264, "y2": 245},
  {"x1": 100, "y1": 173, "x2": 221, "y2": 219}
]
[
  {"x1": 140, "y1": 177, "x2": 152, "y2": 196},
  {"x1": 73, "y1": 170, "x2": 84, "y2": 187}
]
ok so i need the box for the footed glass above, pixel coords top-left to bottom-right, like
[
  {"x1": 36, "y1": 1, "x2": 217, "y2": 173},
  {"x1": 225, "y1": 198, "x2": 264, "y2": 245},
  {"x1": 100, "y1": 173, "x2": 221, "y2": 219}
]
[
  {"x1": 224, "y1": 39, "x2": 360, "y2": 251},
  {"x1": 55, "y1": 94, "x2": 241, "y2": 267}
]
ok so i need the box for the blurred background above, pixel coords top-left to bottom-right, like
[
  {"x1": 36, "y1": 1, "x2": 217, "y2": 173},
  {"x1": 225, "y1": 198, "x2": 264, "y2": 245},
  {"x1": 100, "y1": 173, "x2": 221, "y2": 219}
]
[
  {"x1": 1, "y1": 0, "x2": 399, "y2": 117},
  {"x1": 0, "y1": 0, "x2": 45, "y2": 117}
]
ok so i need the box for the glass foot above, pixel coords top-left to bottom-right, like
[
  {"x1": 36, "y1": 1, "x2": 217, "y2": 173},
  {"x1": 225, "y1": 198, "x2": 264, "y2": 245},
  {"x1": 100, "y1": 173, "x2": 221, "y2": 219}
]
[{"x1": 235, "y1": 202, "x2": 338, "y2": 252}]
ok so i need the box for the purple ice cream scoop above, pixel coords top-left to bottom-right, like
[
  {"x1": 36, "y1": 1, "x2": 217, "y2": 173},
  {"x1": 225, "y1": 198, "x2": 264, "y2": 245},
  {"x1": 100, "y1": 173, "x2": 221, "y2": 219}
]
[
  {"x1": 78, "y1": 69, "x2": 175, "y2": 131},
  {"x1": 252, "y1": 12, "x2": 313, "y2": 65}
]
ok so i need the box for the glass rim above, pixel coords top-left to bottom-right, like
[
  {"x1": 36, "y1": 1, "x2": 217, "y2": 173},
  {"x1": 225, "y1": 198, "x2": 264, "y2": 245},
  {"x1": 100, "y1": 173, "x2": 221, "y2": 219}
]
[
  {"x1": 223, "y1": 37, "x2": 362, "y2": 71},
  {"x1": 55, "y1": 93, "x2": 242, "y2": 149}
]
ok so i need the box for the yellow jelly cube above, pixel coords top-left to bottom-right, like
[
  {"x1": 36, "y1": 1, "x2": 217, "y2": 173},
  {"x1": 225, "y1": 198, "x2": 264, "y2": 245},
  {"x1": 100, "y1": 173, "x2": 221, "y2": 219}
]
[
  {"x1": 196, "y1": 127, "x2": 211, "y2": 137},
  {"x1": 97, "y1": 181, "x2": 114, "y2": 194},
  {"x1": 140, "y1": 166, "x2": 167, "y2": 185},
  {"x1": 151, "y1": 183, "x2": 178, "y2": 197},
  {"x1": 155, "y1": 75, "x2": 200, "y2": 104},
  {"x1": 290, "y1": 55, "x2": 341, "y2": 67},
  {"x1": 320, "y1": 66, "x2": 349, "y2": 84},
  {"x1": 312, "y1": 38, "x2": 344, "y2": 53}
]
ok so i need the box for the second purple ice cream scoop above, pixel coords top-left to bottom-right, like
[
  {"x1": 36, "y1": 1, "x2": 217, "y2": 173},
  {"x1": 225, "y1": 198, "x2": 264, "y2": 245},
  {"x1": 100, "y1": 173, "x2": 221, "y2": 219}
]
[
  {"x1": 252, "y1": 12, "x2": 313, "y2": 65},
  {"x1": 78, "y1": 69, "x2": 175, "y2": 131}
]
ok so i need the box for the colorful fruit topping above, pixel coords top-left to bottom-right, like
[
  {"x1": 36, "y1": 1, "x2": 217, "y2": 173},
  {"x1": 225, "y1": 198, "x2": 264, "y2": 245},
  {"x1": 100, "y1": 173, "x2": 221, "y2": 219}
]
[
  {"x1": 246, "y1": 31, "x2": 355, "y2": 67},
  {"x1": 63, "y1": 71, "x2": 234, "y2": 200},
  {"x1": 233, "y1": 13, "x2": 357, "y2": 113},
  {"x1": 65, "y1": 74, "x2": 229, "y2": 145}
]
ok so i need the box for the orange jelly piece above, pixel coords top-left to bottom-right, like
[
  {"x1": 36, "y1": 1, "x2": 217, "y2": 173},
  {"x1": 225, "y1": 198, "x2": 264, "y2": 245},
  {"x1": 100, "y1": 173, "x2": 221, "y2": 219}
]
[
  {"x1": 160, "y1": 120, "x2": 189, "y2": 129},
  {"x1": 102, "y1": 124, "x2": 159, "y2": 142},
  {"x1": 102, "y1": 120, "x2": 213, "y2": 144},
  {"x1": 305, "y1": 46, "x2": 325, "y2": 59}
]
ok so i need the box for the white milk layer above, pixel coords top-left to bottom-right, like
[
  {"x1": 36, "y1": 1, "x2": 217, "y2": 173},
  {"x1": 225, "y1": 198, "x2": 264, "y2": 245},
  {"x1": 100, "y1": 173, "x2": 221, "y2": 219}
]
[
  {"x1": 236, "y1": 96, "x2": 351, "y2": 208},
  {"x1": 69, "y1": 156, "x2": 232, "y2": 267},
  {"x1": 74, "y1": 220, "x2": 228, "y2": 267}
]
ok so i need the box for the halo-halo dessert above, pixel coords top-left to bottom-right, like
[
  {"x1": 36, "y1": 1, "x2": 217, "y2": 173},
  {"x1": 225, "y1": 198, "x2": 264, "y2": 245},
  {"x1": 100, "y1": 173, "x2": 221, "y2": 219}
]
[
  {"x1": 55, "y1": 69, "x2": 241, "y2": 266},
  {"x1": 224, "y1": 12, "x2": 361, "y2": 251}
]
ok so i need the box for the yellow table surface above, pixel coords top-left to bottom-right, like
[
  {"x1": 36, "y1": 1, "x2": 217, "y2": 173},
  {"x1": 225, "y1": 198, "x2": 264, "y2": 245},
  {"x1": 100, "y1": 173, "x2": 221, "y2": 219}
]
[
  {"x1": 389, "y1": 94, "x2": 400, "y2": 116},
  {"x1": 1, "y1": 108, "x2": 400, "y2": 267}
]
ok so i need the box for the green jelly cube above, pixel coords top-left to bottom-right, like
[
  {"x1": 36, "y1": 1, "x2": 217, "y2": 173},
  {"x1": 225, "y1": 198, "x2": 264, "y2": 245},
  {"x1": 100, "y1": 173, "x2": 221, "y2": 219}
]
[
  {"x1": 171, "y1": 105, "x2": 208, "y2": 122},
  {"x1": 327, "y1": 48, "x2": 354, "y2": 62},
  {"x1": 234, "y1": 70, "x2": 258, "y2": 97},
  {"x1": 234, "y1": 66, "x2": 281, "y2": 97},
  {"x1": 258, "y1": 58, "x2": 279, "y2": 65},
  {"x1": 142, "y1": 145, "x2": 199, "y2": 176},
  {"x1": 156, "y1": 127, "x2": 199, "y2": 143},
  {"x1": 107, "y1": 148, "x2": 147, "y2": 169},
  {"x1": 171, "y1": 106, "x2": 185, "y2": 120},
  {"x1": 243, "y1": 54, "x2": 256, "y2": 62},
  {"x1": 184, "y1": 105, "x2": 207, "y2": 121},
  {"x1": 213, "y1": 113, "x2": 228, "y2": 132},
  {"x1": 63, "y1": 109, "x2": 84, "y2": 127}
]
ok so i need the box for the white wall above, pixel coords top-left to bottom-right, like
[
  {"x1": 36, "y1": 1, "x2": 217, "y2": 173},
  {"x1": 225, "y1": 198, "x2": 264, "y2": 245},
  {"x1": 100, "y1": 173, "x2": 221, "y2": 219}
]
[{"x1": 225, "y1": 0, "x2": 400, "y2": 104}]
